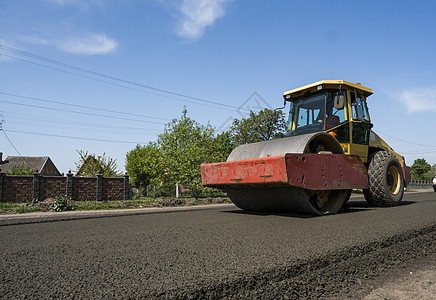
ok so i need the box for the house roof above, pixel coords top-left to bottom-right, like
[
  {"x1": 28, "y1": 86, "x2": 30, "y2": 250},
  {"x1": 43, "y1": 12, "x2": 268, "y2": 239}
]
[{"x1": 0, "y1": 156, "x2": 60, "y2": 175}]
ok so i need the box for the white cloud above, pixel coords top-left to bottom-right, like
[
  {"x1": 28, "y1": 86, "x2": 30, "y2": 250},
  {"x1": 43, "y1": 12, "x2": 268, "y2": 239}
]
[
  {"x1": 176, "y1": 0, "x2": 231, "y2": 39},
  {"x1": 398, "y1": 88, "x2": 436, "y2": 113},
  {"x1": 58, "y1": 34, "x2": 118, "y2": 55}
]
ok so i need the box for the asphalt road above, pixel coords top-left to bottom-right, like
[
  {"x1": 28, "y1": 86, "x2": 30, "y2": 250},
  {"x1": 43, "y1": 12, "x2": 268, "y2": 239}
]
[{"x1": 1, "y1": 192, "x2": 435, "y2": 299}]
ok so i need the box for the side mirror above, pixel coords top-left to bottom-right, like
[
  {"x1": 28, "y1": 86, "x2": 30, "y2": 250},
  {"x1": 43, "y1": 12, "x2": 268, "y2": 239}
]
[
  {"x1": 273, "y1": 100, "x2": 287, "y2": 122},
  {"x1": 334, "y1": 94, "x2": 345, "y2": 109}
]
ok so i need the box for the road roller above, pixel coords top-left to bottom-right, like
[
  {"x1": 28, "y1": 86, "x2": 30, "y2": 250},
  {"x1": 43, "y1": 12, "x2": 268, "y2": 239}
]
[{"x1": 201, "y1": 80, "x2": 411, "y2": 215}]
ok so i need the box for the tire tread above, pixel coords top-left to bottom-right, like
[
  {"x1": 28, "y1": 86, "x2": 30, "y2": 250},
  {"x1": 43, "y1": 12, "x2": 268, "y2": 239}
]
[{"x1": 363, "y1": 151, "x2": 404, "y2": 206}]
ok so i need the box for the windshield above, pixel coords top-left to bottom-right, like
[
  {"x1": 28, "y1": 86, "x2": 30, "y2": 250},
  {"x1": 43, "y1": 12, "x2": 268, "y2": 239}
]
[
  {"x1": 287, "y1": 93, "x2": 325, "y2": 136},
  {"x1": 286, "y1": 91, "x2": 346, "y2": 136}
]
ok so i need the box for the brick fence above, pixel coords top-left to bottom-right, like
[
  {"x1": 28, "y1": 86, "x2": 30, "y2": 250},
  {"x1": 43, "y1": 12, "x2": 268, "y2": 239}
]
[{"x1": 0, "y1": 172, "x2": 131, "y2": 203}]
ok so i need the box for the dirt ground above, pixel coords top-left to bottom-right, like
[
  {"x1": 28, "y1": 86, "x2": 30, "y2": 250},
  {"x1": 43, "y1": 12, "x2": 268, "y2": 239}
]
[{"x1": 348, "y1": 255, "x2": 436, "y2": 300}]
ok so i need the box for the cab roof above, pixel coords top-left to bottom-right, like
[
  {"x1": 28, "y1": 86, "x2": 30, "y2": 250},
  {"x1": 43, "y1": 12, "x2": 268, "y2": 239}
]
[{"x1": 283, "y1": 80, "x2": 373, "y2": 100}]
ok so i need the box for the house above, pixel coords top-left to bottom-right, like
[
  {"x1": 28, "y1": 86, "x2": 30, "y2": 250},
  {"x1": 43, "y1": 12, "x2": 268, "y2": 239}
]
[{"x1": 0, "y1": 152, "x2": 62, "y2": 176}]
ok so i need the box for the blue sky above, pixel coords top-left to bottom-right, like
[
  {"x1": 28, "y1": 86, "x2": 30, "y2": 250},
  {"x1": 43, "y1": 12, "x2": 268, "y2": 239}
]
[{"x1": 1, "y1": 0, "x2": 436, "y2": 173}]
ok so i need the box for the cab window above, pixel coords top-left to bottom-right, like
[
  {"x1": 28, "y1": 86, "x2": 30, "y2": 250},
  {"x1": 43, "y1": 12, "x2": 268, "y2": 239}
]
[
  {"x1": 350, "y1": 92, "x2": 370, "y2": 122},
  {"x1": 325, "y1": 92, "x2": 346, "y2": 129}
]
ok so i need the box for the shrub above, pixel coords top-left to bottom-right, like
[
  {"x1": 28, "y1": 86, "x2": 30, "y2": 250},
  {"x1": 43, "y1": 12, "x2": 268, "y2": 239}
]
[{"x1": 51, "y1": 195, "x2": 74, "y2": 212}]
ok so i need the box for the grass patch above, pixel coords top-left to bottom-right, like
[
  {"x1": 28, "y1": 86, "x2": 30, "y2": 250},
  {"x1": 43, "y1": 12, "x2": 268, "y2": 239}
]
[
  {"x1": 73, "y1": 198, "x2": 159, "y2": 211},
  {"x1": 0, "y1": 196, "x2": 231, "y2": 215},
  {"x1": 0, "y1": 202, "x2": 41, "y2": 214}
]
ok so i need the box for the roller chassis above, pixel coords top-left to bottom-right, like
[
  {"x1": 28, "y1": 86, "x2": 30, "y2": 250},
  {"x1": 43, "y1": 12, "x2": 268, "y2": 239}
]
[
  {"x1": 201, "y1": 153, "x2": 368, "y2": 191},
  {"x1": 201, "y1": 152, "x2": 368, "y2": 215}
]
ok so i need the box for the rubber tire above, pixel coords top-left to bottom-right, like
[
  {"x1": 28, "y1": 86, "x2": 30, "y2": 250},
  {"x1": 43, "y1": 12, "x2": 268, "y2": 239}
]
[
  {"x1": 363, "y1": 151, "x2": 404, "y2": 206},
  {"x1": 227, "y1": 186, "x2": 348, "y2": 215},
  {"x1": 343, "y1": 190, "x2": 352, "y2": 204}
]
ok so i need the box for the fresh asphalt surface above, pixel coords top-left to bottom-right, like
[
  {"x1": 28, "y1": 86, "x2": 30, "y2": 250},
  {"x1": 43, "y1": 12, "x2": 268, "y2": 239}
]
[{"x1": 1, "y1": 192, "x2": 435, "y2": 299}]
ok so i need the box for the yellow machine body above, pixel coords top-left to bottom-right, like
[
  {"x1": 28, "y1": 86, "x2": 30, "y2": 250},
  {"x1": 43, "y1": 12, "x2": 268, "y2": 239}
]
[{"x1": 283, "y1": 80, "x2": 405, "y2": 166}]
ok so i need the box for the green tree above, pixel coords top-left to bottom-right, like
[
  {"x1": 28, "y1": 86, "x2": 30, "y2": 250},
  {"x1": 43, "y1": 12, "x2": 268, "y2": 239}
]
[
  {"x1": 125, "y1": 142, "x2": 162, "y2": 187},
  {"x1": 229, "y1": 108, "x2": 287, "y2": 146},
  {"x1": 6, "y1": 163, "x2": 35, "y2": 175},
  {"x1": 429, "y1": 163, "x2": 436, "y2": 180},
  {"x1": 411, "y1": 158, "x2": 432, "y2": 181},
  {"x1": 214, "y1": 130, "x2": 235, "y2": 161},
  {"x1": 158, "y1": 108, "x2": 222, "y2": 198},
  {"x1": 75, "y1": 150, "x2": 121, "y2": 177}
]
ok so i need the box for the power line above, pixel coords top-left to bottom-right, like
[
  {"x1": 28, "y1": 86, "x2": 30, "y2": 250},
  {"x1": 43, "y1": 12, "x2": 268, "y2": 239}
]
[
  {"x1": 2, "y1": 53, "x2": 242, "y2": 113},
  {"x1": 402, "y1": 149, "x2": 436, "y2": 155},
  {"x1": 7, "y1": 120, "x2": 160, "y2": 134},
  {"x1": 378, "y1": 131, "x2": 436, "y2": 148},
  {"x1": 0, "y1": 91, "x2": 170, "y2": 121},
  {"x1": 2, "y1": 130, "x2": 24, "y2": 156},
  {"x1": 0, "y1": 98, "x2": 221, "y2": 129},
  {"x1": 4, "y1": 128, "x2": 146, "y2": 144},
  {"x1": 377, "y1": 132, "x2": 436, "y2": 158},
  {"x1": 1, "y1": 116, "x2": 38, "y2": 170},
  {"x1": 0, "y1": 44, "x2": 251, "y2": 112},
  {"x1": 3, "y1": 111, "x2": 162, "y2": 132},
  {"x1": 0, "y1": 99, "x2": 166, "y2": 124},
  {"x1": 1, "y1": 130, "x2": 38, "y2": 170},
  {"x1": 1, "y1": 52, "x2": 224, "y2": 111}
]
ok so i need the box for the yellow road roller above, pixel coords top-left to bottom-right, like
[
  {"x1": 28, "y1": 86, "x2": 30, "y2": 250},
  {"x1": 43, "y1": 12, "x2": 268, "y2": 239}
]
[{"x1": 201, "y1": 80, "x2": 411, "y2": 215}]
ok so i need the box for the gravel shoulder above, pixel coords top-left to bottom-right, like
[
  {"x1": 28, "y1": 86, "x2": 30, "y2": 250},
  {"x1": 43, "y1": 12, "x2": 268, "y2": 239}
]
[
  {"x1": 0, "y1": 203, "x2": 235, "y2": 226},
  {"x1": 330, "y1": 254, "x2": 436, "y2": 300}
]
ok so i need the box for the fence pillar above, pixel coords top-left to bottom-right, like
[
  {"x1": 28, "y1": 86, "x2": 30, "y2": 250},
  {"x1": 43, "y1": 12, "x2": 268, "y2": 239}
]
[
  {"x1": 96, "y1": 174, "x2": 103, "y2": 201},
  {"x1": 124, "y1": 173, "x2": 131, "y2": 200},
  {"x1": 33, "y1": 172, "x2": 40, "y2": 202},
  {"x1": 0, "y1": 172, "x2": 4, "y2": 202},
  {"x1": 66, "y1": 171, "x2": 73, "y2": 199}
]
